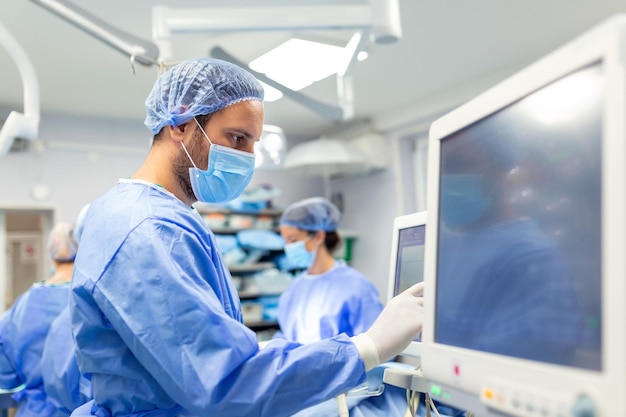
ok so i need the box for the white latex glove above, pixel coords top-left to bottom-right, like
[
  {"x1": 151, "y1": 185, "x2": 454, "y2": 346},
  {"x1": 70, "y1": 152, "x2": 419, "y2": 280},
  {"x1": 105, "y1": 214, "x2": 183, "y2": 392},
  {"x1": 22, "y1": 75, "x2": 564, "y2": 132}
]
[{"x1": 352, "y1": 282, "x2": 424, "y2": 369}]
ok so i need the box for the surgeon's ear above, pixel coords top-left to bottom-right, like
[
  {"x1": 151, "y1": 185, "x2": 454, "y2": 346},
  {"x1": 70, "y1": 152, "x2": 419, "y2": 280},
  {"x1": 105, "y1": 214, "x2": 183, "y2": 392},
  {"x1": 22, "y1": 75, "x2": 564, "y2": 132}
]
[{"x1": 168, "y1": 120, "x2": 194, "y2": 143}]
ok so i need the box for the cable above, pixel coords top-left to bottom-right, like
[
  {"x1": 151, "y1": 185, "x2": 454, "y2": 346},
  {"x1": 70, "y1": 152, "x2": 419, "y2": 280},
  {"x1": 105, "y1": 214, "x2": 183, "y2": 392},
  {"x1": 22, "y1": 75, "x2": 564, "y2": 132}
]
[
  {"x1": 405, "y1": 389, "x2": 420, "y2": 416},
  {"x1": 425, "y1": 393, "x2": 432, "y2": 417},
  {"x1": 336, "y1": 393, "x2": 349, "y2": 417},
  {"x1": 427, "y1": 393, "x2": 442, "y2": 417},
  {"x1": 403, "y1": 363, "x2": 424, "y2": 416}
]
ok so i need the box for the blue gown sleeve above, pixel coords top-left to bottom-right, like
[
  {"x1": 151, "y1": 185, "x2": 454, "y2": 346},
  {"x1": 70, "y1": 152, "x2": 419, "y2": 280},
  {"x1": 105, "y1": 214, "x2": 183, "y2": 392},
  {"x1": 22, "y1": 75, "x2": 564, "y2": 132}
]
[
  {"x1": 0, "y1": 309, "x2": 20, "y2": 389},
  {"x1": 77, "y1": 219, "x2": 366, "y2": 417},
  {"x1": 41, "y1": 307, "x2": 91, "y2": 414}
]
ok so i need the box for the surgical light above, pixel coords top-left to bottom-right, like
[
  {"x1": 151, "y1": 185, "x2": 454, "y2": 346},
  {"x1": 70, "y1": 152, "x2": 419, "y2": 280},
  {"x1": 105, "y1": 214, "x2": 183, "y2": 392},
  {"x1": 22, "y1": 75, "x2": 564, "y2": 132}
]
[
  {"x1": 249, "y1": 38, "x2": 346, "y2": 92},
  {"x1": 260, "y1": 82, "x2": 283, "y2": 103},
  {"x1": 254, "y1": 125, "x2": 287, "y2": 170}
]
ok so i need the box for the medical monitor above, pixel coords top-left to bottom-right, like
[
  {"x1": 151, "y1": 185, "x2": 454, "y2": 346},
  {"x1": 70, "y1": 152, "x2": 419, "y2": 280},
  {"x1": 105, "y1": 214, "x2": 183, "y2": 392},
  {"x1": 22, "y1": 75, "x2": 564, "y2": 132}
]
[
  {"x1": 421, "y1": 15, "x2": 626, "y2": 417},
  {"x1": 387, "y1": 211, "x2": 427, "y2": 358}
]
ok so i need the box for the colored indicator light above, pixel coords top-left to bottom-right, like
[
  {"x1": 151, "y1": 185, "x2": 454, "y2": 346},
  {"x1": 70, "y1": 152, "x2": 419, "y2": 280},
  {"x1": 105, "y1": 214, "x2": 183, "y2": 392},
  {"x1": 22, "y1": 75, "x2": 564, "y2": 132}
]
[
  {"x1": 586, "y1": 316, "x2": 600, "y2": 329},
  {"x1": 431, "y1": 385, "x2": 442, "y2": 396},
  {"x1": 484, "y1": 389, "x2": 494, "y2": 400},
  {"x1": 443, "y1": 392, "x2": 452, "y2": 400}
]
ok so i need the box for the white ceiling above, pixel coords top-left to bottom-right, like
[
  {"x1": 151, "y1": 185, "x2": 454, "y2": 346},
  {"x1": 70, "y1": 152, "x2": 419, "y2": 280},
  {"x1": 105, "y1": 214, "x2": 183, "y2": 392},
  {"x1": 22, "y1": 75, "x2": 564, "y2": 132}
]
[{"x1": 1, "y1": 0, "x2": 625, "y2": 144}]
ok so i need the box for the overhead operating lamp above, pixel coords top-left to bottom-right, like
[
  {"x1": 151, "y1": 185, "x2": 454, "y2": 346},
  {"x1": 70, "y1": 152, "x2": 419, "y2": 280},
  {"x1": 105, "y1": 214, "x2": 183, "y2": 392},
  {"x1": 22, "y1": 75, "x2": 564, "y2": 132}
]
[
  {"x1": 255, "y1": 125, "x2": 287, "y2": 170},
  {"x1": 282, "y1": 137, "x2": 374, "y2": 198},
  {"x1": 20, "y1": 0, "x2": 398, "y2": 150},
  {"x1": 0, "y1": 21, "x2": 40, "y2": 156},
  {"x1": 152, "y1": 0, "x2": 402, "y2": 122},
  {"x1": 211, "y1": 46, "x2": 348, "y2": 122}
]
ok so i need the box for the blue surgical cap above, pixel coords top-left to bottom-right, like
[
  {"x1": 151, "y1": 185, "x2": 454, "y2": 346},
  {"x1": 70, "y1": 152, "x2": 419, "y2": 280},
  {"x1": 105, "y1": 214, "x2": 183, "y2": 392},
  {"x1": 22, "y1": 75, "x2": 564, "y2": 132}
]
[
  {"x1": 48, "y1": 222, "x2": 78, "y2": 262},
  {"x1": 144, "y1": 57, "x2": 265, "y2": 135},
  {"x1": 280, "y1": 197, "x2": 342, "y2": 232}
]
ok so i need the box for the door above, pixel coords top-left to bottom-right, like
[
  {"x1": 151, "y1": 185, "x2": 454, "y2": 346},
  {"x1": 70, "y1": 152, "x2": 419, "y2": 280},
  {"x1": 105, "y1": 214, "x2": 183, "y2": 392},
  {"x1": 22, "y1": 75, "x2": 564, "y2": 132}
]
[{"x1": 0, "y1": 209, "x2": 54, "y2": 313}]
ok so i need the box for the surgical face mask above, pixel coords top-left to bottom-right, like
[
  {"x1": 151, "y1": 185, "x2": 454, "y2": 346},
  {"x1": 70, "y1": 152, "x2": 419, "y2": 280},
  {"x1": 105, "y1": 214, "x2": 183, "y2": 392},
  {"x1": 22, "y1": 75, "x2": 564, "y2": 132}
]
[
  {"x1": 284, "y1": 239, "x2": 317, "y2": 269},
  {"x1": 440, "y1": 174, "x2": 491, "y2": 230},
  {"x1": 181, "y1": 118, "x2": 256, "y2": 203}
]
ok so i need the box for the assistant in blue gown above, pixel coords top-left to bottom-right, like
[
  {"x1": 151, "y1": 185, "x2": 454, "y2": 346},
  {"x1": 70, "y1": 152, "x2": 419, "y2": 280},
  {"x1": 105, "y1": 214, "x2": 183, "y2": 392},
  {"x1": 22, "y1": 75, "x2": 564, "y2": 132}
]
[
  {"x1": 276, "y1": 197, "x2": 411, "y2": 417},
  {"x1": 0, "y1": 223, "x2": 78, "y2": 417},
  {"x1": 275, "y1": 197, "x2": 383, "y2": 344},
  {"x1": 40, "y1": 205, "x2": 93, "y2": 417},
  {"x1": 275, "y1": 262, "x2": 383, "y2": 344}
]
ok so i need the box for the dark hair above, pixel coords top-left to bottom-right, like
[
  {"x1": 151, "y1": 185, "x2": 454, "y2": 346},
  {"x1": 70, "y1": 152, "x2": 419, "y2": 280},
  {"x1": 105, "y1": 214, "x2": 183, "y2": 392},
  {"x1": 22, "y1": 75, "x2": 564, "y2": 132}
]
[{"x1": 323, "y1": 231, "x2": 341, "y2": 254}]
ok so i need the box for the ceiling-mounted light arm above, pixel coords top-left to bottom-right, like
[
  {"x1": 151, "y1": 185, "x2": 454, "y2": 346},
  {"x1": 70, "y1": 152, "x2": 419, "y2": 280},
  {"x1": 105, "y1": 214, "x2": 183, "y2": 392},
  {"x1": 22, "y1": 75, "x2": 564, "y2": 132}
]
[
  {"x1": 153, "y1": 0, "x2": 401, "y2": 61},
  {"x1": 153, "y1": 1, "x2": 400, "y2": 41},
  {"x1": 156, "y1": 1, "x2": 400, "y2": 122},
  {"x1": 0, "y1": 21, "x2": 40, "y2": 156},
  {"x1": 28, "y1": 0, "x2": 159, "y2": 66},
  {"x1": 338, "y1": 31, "x2": 370, "y2": 78},
  {"x1": 336, "y1": 31, "x2": 372, "y2": 121},
  {"x1": 211, "y1": 46, "x2": 345, "y2": 122},
  {"x1": 336, "y1": 74, "x2": 354, "y2": 122},
  {"x1": 370, "y1": 0, "x2": 402, "y2": 43}
]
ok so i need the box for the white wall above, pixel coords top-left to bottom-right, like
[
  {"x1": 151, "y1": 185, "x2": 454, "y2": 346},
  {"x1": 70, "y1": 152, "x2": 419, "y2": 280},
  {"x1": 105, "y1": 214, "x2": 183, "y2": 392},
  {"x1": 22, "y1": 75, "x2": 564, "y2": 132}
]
[
  {"x1": 331, "y1": 166, "x2": 398, "y2": 301},
  {"x1": 0, "y1": 114, "x2": 148, "y2": 223}
]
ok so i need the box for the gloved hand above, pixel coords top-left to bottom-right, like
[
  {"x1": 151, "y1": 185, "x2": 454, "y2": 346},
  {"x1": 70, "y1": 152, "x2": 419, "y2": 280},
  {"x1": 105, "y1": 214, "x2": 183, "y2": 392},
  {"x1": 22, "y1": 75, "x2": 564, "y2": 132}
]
[{"x1": 365, "y1": 282, "x2": 424, "y2": 364}]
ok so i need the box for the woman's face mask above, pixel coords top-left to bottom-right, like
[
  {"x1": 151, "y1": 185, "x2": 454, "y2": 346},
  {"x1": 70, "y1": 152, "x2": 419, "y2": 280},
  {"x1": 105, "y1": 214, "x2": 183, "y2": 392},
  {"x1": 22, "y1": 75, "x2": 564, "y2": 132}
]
[
  {"x1": 284, "y1": 237, "x2": 317, "y2": 269},
  {"x1": 181, "y1": 118, "x2": 256, "y2": 203}
]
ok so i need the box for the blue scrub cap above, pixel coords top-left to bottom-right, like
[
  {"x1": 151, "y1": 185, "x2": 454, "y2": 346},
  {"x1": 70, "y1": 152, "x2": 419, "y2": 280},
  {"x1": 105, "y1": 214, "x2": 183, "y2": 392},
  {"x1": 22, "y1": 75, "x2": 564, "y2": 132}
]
[
  {"x1": 144, "y1": 57, "x2": 265, "y2": 135},
  {"x1": 48, "y1": 222, "x2": 78, "y2": 262},
  {"x1": 280, "y1": 197, "x2": 342, "y2": 232}
]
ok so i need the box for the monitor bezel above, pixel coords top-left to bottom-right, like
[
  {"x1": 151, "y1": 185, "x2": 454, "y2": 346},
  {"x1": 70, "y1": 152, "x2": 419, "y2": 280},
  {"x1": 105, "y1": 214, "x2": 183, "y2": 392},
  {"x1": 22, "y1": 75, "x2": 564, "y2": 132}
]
[
  {"x1": 421, "y1": 15, "x2": 626, "y2": 416},
  {"x1": 387, "y1": 211, "x2": 427, "y2": 358}
]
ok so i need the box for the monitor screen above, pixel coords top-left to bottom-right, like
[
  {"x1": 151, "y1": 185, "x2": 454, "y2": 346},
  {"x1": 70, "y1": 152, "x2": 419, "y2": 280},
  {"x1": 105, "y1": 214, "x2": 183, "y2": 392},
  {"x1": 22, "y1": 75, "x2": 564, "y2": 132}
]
[
  {"x1": 394, "y1": 224, "x2": 426, "y2": 296},
  {"x1": 387, "y1": 211, "x2": 427, "y2": 357},
  {"x1": 434, "y1": 62, "x2": 603, "y2": 371}
]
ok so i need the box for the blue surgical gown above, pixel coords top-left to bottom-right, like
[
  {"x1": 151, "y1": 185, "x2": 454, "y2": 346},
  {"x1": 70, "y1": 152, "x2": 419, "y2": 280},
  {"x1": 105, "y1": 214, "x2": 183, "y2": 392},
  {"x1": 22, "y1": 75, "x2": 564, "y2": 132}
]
[
  {"x1": 0, "y1": 283, "x2": 70, "y2": 417},
  {"x1": 273, "y1": 262, "x2": 417, "y2": 417},
  {"x1": 274, "y1": 261, "x2": 383, "y2": 344},
  {"x1": 69, "y1": 179, "x2": 367, "y2": 417},
  {"x1": 41, "y1": 306, "x2": 92, "y2": 416}
]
